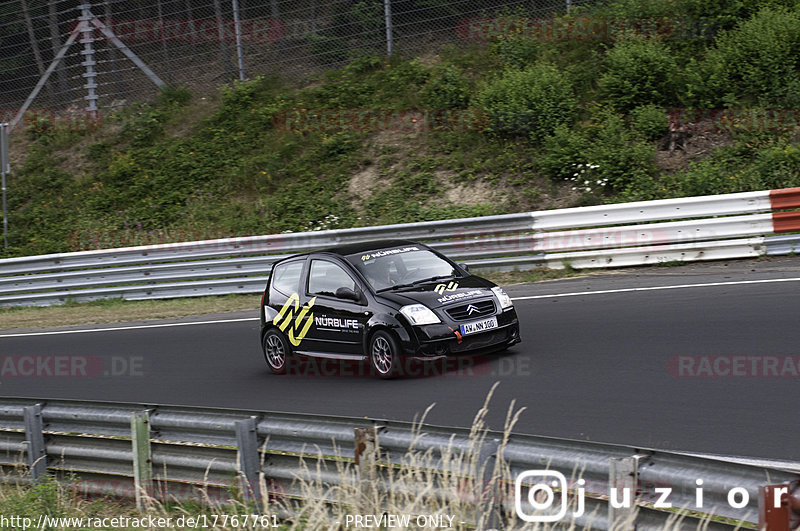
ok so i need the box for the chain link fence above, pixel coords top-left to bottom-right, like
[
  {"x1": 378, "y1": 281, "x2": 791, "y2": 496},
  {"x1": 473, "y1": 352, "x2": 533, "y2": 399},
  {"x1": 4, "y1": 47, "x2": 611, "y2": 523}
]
[{"x1": 1, "y1": 0, "x2": 587, "y2": 120}]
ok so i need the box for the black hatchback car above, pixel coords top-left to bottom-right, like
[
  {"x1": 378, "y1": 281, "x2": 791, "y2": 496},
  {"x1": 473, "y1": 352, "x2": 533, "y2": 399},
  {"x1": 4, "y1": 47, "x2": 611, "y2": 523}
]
[{"x1": 259, "y1": 240, "x2": 521, "y2": 377}]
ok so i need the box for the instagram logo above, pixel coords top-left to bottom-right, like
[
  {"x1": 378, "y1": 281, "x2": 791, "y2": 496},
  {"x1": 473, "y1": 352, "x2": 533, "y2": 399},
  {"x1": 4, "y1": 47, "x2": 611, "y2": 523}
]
[{"x1": 514, "y1": 471, "x2": 585, "y2": 523}]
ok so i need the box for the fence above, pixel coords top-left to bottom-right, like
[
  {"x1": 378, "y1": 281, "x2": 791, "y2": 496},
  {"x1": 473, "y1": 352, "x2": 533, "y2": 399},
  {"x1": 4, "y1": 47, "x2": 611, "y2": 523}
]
[
  {"x1": 1, "y1": 0, "x2": 586, "y2": 119},
  {"x1": 1, "y1": 187, "x2": 800, "y2": 307},
  {"x1": 3, "y1": 397, "x2": 798, "y2": 529}
]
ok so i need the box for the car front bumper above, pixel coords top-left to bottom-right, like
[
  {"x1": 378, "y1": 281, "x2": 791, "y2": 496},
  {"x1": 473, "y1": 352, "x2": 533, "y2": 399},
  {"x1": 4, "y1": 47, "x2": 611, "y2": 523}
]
[{"x1": 403, "y1": 308, "x2": 521, "y2": 359}]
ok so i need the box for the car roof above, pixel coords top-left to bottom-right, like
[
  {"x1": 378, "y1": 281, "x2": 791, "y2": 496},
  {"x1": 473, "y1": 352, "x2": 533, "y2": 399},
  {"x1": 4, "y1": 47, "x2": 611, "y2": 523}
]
[{"x1": 316, "y1": 239, "x2": 423, "y2": 257}]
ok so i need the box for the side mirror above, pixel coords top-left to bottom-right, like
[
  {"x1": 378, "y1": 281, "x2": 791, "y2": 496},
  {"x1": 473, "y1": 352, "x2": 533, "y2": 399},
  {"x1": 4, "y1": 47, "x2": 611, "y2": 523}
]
[
  {"x1": 458, "y1": 263, "x2": 470, "y2": 273},
  {"x1": 335, "y1": 287, "x2": 362, "y2": 303}
]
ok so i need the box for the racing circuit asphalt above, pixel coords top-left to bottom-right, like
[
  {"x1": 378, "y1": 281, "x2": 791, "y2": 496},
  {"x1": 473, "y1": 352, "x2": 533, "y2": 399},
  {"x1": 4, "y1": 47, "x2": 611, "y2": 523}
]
[{"x1": 2, "y1": 258, "x2": 799, "y2": 462}]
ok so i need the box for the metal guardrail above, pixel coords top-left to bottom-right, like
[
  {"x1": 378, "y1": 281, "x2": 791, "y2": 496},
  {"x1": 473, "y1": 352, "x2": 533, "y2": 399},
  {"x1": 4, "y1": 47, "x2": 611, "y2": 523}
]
[
  {"x1": 1, "y1": 188, "x2": 799, "y2": 307},
  {"x1": 2, "y1": 398, "x2": 797, "y2": 529}
]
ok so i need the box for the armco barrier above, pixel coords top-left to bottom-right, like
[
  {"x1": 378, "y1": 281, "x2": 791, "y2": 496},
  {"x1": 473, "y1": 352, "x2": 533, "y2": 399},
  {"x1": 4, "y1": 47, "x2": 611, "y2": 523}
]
[
  {"x1": 2, "y1": 188, "x2": 800, "y2": 307},
  {"x1": 2, "y1": 397, "x2": 798, "y2": 529}
]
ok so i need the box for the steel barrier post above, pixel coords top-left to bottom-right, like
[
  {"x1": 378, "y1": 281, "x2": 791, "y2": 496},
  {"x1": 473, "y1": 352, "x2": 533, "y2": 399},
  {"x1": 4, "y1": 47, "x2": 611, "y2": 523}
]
[
  {"x1": 0, "y1": 122, "x2": 8, "y2": 249},
  {"x1": 354, "y1": 427, "x2": 379, "y2": 512},
  {"x1": 759, "y1": 482, "x2": 800, "y2": 530},
  {"x1": 608, "y1": 455, "x2": 647, "y2": 530},
  {"x1": 477, "y1": 437, "x2": 504, "y2": 529},
  {"x1": 235, "y1": 416, "x2": 263, "y2": 512},
  {"x1": 131, "y1": 411, "x2": 153, "y2": 510},
  {"x1": 23, "y1": 404, "x2": 46, "y2": 481}
]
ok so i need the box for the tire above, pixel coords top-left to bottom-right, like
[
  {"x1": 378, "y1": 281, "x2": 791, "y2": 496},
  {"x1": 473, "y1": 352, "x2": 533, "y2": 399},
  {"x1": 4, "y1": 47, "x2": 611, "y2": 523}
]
[
  {"x1": 369, "y1": 330, "x2": 401, "y2": 379},
  {"x1": 263, "y1": 329, "x2": 290, "y2": 375}
]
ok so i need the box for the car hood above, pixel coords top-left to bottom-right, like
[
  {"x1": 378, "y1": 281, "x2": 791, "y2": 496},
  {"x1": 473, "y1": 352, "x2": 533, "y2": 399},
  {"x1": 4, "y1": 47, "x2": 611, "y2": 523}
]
[{"x1": 376, "y1": 275, "x2": 496, "y2": 309}]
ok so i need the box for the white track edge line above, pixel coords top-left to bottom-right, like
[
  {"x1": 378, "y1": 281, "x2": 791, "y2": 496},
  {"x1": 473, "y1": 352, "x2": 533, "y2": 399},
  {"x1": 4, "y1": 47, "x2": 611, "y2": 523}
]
[
  {"x1": 0, "y1": 317, "x2": 260, "y2": 337},
  {"x1": 511, "y1": 276, "x2": 800, "y2": 301}
]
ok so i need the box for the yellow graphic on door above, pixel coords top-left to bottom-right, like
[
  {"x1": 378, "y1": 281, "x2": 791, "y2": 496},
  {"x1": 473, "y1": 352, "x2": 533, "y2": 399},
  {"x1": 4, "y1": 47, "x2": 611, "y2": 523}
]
[
  {"x1": 273, "y1": 294, "x2": 317, "y2": 346},
  {"x1": 434, "y1": 282, "x2": 458, "y2": 295}
]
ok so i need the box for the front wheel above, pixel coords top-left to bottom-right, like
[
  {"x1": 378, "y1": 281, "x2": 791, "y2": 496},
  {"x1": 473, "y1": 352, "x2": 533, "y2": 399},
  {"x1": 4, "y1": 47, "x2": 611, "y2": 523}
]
[
  {"x1": 263, "y1": 329, "x2": 290, "y2": 375},
  {"x1": 369, "y1": 331, "x2": 400, "y2": 379}
]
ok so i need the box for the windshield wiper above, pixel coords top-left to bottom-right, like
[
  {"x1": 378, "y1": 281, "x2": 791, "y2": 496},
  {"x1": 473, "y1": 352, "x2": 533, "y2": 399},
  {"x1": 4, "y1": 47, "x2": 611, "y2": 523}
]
[
  {"x1": 412, "y1": 274, "x2": 455, "y2": 286},
  {"x1": 376, "y1": 282, "x2": 416, "y2": 293}
]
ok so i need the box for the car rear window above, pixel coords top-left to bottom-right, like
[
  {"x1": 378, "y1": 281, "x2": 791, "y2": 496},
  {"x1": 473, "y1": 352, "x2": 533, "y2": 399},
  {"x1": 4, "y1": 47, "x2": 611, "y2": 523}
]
[{"x1": 271, "y1": 260, "x2": 304, "y2": 296}]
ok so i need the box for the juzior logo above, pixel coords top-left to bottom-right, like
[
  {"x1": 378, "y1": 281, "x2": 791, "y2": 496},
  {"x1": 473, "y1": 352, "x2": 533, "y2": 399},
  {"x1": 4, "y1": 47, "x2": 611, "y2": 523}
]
[
  {"x1": 273, "y1": 294, "x2": 317, "y2": 346},
  {"x1": 434, "y1": 281, "x2": 458, "y2": 294}
]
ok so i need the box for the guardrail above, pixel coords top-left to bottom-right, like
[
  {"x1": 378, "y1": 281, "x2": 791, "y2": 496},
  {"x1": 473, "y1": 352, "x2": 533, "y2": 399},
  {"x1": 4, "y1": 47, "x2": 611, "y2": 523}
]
[
  {"x1": 3, "y1": 397, "x2": 798, "y2": 529},
  {"x1": 2, "y1": 188, "x2": 800, "y2": 307}
]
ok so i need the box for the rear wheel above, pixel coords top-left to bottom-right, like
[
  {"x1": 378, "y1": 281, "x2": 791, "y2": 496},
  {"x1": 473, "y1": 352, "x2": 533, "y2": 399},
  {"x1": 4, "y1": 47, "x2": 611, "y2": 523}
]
[
  {"x1": 263, "y1": 329, "x2": 290, "y2": 375},
  {"x1": 369, "y1": 331, "x2": 400, "y2": 378}
]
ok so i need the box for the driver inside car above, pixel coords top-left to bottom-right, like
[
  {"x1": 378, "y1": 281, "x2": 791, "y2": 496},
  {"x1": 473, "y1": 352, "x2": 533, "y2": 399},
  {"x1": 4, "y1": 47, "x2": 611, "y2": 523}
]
[{"x1": 363, "y1": 259, "x2": 394, "y2": 290}]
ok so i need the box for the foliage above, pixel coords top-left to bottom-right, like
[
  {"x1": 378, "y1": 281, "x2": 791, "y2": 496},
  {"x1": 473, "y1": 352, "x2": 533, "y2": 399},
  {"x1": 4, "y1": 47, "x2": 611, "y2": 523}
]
[
  {"x1": 630, "y1": 104, "x2": 669, "y2": 140},
  {"x1": 597, "y1": 39, "x2": 680, "y2": 112},
  {"x1": 476, "y1": 62, "x2": 577, "y2": 140},
  {"x1": 419, "y1": 65, "x2": 471, "y2": 109},
  {"x1": 538, "y1": 112, "x2": 657, "y2": 197},
  {"x1": 307, "y1": 56, "x2": 429, "y2": 109},
  {"x1": 669, "y1": 141, "x2": 800, "y2": 196},
  {"x1": 9, "y1": 0, "x2": 800, "y2": 259},
  {"x1": 687, "y1": 6, "x2": 800, "y2": 108}
]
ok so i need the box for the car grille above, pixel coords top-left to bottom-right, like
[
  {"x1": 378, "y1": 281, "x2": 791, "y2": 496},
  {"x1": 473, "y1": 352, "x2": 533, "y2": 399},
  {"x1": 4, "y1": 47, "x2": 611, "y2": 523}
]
[{"x1": 444, "y1": 299, "x2": 496, "y2": 321}]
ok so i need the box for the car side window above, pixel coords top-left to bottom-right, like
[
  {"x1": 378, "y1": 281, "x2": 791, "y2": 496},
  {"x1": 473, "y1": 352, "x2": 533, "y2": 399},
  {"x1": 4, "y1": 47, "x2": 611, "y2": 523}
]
[
  {"x1": 308, "y1": 260, "x2": 356, "y2": 297},
  {"x1": 271, "y1": 260, "x2": 304, "y2": 296}
]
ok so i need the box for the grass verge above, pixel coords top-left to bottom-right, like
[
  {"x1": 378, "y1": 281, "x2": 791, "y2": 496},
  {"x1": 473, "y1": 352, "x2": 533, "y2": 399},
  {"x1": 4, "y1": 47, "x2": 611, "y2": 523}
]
[{"x1": 0, "y1": 294, "x2": 260, "y2": 330}]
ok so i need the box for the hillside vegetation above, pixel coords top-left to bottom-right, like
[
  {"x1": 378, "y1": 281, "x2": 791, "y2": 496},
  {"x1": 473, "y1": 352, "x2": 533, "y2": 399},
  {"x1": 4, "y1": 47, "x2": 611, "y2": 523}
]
[{"x1": 5, "y1": 0, "x2": 800, "y2": 258}]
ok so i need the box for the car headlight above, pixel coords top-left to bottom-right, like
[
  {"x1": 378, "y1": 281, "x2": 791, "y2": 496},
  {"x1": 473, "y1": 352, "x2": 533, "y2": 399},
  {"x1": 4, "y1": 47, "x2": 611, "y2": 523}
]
[
  {"x1": 492, "y1": 287, "x2": 513, "y2": 309},
  {"x1": 400, "y1": 304, "x2": 441, "y2": 325}
]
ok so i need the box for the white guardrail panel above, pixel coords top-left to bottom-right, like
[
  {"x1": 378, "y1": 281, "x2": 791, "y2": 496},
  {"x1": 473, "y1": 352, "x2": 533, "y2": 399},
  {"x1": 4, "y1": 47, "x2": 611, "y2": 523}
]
[
  {"x1": 543, "y1": 237, "x2": 767, "y2": 269},
  {"x1": 0, "y1": 189, "x2": 789, "y2": 306},
  {"x1": 532, "y1": 190, "x2": 771, "y2": 230},
  {"x1": 0, "y1": 213, "x2": 536, "y2": 275}
]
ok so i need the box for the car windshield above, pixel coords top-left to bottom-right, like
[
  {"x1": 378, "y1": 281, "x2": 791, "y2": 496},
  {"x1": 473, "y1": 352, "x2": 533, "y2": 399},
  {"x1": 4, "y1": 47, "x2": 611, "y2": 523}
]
[{"x1": 346, "y1": 245, "x2": 458, "y2": 291}]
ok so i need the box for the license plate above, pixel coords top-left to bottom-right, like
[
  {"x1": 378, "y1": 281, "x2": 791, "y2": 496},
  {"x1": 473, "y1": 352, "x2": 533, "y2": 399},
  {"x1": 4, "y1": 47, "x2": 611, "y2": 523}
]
[{"x1": 460, "y1": 317, "x2": 498, "y2": 336}]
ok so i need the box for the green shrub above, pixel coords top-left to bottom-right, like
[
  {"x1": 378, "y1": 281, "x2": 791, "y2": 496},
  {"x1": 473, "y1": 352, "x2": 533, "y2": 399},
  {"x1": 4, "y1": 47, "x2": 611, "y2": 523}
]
[
  {"x1": 489, "y1": 31, "x2": 541, "y2": 70},
  {"x1": 630, "y1": 104, "x2": 668, "y2": 140},
  {"x1": 669, "y1": 141, "x2": 800, "y2": 196},
  {"x1": 310, "y1": 57, "x2": 428, "y2": 108},
  {"x1": 536, "y1": 124, "x2": 592, "y2": 182},
  {"x1": 539, "y1": 112, "x2": 656, "y2": 196},
  {"x1": 220, "y1": 77, "x2": 263, "y2": 111},
  {"x1": 419, "y1": 65, "x2": 471, "y2": 109},
  {"x1": 476, "y1": 62, "x2": 576, "y2": 140},
  {"x1": 688, "y1": 6, "x2": 800, "y2": 107},
  {"x1": 598, "y1": 39, "x2": 680, "y2": 112}
]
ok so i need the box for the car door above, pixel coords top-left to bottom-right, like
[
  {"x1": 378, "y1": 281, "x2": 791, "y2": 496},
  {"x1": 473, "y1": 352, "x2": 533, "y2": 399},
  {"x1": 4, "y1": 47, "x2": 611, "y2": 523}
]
[
  {"x1": 267, "y1": 257, "x2": 319, "y2": 349},
  {"x1": 301, "y1": 258, "x2": 368, "y2": 356}
]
